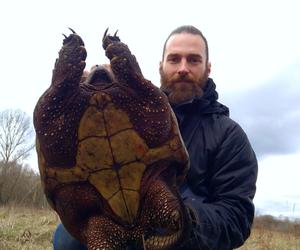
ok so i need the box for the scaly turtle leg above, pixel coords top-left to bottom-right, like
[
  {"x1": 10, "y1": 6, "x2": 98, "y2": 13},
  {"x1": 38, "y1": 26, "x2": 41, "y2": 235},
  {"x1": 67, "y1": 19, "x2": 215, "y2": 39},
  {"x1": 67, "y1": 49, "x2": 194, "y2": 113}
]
[
  {"x1": 138, "y1": 179, "x2": 188, "y2": 250},
  {"x1": 51, "y1": 28, "x2": 87, "y2": 89},
  {"x1": 86, "y1": 216, "x2": 128, "y2": 250},
  {"x1": 102, "y1": 28, "x2": 143, "y2": 88},
  {"x1": 33, "y1": 30, "x2": 91, "y2": 167}
]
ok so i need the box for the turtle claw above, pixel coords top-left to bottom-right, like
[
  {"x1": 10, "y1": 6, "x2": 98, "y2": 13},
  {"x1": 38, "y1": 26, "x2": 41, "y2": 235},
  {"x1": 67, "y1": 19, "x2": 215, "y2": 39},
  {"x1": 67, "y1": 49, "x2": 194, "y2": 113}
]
[
  {"x1": 103, "y1": 27, "x2": 109, "y2": 41},
  {"x1": 62, "y1": 28, "x2": 76, "y2": 40},
  {"x1": 62, "y1": 28, "x2": 84, "y2": 47},
  {"x1": 102, "y1": 28, "x2": 120, "y2": 50},
  {"x1": 68, "y1": 27, "x2": 76, "y2": 34}
]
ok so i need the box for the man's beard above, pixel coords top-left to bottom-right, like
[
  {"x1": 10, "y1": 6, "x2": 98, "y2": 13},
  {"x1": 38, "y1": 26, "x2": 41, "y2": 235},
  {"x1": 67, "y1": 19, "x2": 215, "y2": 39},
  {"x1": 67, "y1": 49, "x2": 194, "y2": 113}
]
[{"x1": 160, "y1": 69, "x2": 209, "y2": 106}]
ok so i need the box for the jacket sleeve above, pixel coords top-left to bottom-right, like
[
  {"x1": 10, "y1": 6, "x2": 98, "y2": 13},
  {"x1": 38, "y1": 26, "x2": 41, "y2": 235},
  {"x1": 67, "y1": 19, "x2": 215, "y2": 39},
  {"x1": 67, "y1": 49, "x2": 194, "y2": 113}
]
[{"x1": 179, "y1": 121, "x2": 258, "y2": 250}]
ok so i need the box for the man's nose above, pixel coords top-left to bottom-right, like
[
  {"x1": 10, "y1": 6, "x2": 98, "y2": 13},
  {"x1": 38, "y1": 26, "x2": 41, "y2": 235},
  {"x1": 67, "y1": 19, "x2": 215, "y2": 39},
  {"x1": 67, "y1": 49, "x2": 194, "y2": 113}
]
[{"x1": 177, "y1": 60, "x2": 189, "y2": 76}]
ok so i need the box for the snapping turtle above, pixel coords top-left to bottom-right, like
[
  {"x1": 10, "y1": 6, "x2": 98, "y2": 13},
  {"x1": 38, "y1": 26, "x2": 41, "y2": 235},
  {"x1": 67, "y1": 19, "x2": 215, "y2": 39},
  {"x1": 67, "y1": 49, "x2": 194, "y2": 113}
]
[{"x1": 34, "y1": 29, "x2": 190, "y2": 249}]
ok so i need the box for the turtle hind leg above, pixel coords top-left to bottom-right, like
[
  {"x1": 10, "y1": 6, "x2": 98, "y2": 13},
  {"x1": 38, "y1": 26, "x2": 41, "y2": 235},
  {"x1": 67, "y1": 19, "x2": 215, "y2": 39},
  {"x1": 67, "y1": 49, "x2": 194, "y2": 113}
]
[
  {"x1": 51, "y1": 29, "x2": 87, "y2": 89},
  {"x1": 139, "y1": 179, "x2": 188, "y2": 250},
  {"x1": 86, "y1": 216, "x2": 128, "y2": 250}
]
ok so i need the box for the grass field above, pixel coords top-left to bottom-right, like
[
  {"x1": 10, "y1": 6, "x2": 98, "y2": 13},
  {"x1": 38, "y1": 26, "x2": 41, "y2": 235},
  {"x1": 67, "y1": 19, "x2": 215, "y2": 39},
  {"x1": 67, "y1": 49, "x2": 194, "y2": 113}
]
[
  {"x1": 238, "y1": 228, "x2": 300, "y2": 250},
  {"x1": 0, "y1": 206, "x2": 58, "y2": 250},
  {"x1": 0, "y1": 206, "x2": 299, "y2": 249}
]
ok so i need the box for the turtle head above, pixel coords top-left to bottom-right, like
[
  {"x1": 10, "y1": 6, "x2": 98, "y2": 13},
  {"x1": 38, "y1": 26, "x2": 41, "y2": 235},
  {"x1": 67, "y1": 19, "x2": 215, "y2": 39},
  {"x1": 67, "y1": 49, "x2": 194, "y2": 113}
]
[{"x1": 84, "y1": 64, "x2": 115, "y2": 86}]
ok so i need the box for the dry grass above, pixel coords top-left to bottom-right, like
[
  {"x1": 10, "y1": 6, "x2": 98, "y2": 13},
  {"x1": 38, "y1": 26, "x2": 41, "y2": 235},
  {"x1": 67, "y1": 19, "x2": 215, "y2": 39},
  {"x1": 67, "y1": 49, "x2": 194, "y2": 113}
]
[
  {"x1": 0, "y1": 205, "x2": 299, "y2": 249},
  {"x1": 238, "y1": 228, "x2": 300, "y2": 250},
  {"x1": 238, "y1": 214, "x2": 300, "y2": 250},
  {"x1": 0, "y1": 206, "x2": 59, "y2": 250}
]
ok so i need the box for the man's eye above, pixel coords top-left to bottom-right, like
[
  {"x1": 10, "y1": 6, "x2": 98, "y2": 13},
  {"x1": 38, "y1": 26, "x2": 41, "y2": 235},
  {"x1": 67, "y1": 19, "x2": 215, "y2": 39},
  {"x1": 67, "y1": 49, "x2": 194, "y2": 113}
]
[
  {"x1": 189, "y1": 57, "x2": 201, "y2": 64},
  {"x1": 167, "y1": 57, "x2": 180, "y2": 63}
]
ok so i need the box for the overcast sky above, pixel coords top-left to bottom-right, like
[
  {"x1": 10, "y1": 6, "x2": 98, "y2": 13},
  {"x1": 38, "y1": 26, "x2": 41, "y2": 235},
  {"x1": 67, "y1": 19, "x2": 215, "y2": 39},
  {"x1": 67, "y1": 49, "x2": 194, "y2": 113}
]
[{"x1": 1, "y1": 0, "x2": 299, "y2": 218}]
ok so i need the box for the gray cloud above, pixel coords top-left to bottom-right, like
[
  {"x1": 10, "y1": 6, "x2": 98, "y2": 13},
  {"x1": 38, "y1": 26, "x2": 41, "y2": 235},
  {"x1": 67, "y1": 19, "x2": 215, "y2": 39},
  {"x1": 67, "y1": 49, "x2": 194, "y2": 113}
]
[{"x1": 222, "y1": 61, "x2": 300, "y2": 158}]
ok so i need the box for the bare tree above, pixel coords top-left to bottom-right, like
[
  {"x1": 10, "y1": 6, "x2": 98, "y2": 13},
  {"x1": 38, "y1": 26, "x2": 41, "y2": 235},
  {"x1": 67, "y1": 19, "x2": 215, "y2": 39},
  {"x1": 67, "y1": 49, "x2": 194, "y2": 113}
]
[
  {"x1": 0, "y1": 109, "x2": 35, "y2": 204},
  {"x1": 0, "y1": 109, "x2": 34, "y2": 163},
  {"x1": 0, "y1": 161, "x2": 47, "y2": 206}
]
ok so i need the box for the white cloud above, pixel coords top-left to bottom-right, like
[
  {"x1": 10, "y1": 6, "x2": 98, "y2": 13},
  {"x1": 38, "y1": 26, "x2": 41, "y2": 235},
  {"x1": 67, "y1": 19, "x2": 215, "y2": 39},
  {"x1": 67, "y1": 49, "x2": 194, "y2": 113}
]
[{"x1": 254, "y1": 153, "x2": 300, "y2": 218}]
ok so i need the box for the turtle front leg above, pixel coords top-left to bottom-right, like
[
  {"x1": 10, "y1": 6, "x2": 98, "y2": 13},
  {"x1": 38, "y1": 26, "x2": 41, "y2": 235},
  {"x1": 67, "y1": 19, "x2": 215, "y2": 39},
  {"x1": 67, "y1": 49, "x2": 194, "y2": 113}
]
[
  {"x1": 102, "y1": 29, "x2": 147, "y2": 89},
  {"x1": 51, "y1": 28, "x2": 87, "y2": 89}
]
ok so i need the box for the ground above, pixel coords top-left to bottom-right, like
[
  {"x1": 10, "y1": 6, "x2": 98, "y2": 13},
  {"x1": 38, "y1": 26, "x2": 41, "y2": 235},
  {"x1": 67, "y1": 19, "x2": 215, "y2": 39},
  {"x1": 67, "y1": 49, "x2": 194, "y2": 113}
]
[{"x1": 0, "y1": 206, "x2": 299, "y2": 249}]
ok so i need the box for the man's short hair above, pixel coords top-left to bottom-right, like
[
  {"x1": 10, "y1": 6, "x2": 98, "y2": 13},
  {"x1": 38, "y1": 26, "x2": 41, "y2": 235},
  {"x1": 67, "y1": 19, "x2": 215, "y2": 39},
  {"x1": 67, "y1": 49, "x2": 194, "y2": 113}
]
[{"x1": 162, "y1": 25, "x2": 209, "y2": 63}]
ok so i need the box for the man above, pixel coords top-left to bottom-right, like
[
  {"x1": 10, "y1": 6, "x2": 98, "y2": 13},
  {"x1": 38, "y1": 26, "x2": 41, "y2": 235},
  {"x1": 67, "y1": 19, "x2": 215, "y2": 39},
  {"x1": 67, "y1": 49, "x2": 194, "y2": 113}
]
[
  {"x1": 53, "y1": 25, "x2": 258, "y2": 250},
  {"x1": 159, "y1": 25, "x2": 258, "y2": 249}
]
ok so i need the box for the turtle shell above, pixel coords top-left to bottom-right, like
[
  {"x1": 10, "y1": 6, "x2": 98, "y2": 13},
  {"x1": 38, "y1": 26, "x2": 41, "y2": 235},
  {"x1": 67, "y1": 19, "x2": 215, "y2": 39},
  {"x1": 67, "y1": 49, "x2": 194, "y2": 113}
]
[{"x1": 36, "y1": 89, "x2": 187, "y2": 224}]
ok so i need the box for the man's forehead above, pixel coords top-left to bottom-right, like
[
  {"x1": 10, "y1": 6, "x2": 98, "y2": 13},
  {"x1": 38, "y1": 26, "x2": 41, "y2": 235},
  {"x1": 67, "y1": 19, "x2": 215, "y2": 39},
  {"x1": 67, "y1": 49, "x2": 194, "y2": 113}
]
[{"x1": 165, "y1": 33, "x2": 206, "y2": 57}]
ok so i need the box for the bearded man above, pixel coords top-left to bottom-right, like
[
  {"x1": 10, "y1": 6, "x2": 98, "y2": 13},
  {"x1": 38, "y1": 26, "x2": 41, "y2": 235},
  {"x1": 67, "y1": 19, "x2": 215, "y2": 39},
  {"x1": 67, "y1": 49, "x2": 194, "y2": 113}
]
[{"x1": 159, "y1": 25, "x2": 258, "y2": 250}]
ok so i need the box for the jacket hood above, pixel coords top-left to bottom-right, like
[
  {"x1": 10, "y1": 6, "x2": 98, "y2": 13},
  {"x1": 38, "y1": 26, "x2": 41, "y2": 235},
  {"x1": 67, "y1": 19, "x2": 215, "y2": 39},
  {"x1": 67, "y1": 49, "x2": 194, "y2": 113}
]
[{"x1": 171, "y1": 78, "x2": 229, "y2": 117}]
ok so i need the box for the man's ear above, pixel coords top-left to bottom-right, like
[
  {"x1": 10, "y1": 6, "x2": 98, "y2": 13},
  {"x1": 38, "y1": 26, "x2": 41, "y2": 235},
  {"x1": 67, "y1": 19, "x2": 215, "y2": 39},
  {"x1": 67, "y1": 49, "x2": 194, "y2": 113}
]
[
  {"x1": 159, "y1": 61, "x2": 163, "y2": 75},
  {"x1": 207, "y1": 62, "x2": 211, "y2": 76}
]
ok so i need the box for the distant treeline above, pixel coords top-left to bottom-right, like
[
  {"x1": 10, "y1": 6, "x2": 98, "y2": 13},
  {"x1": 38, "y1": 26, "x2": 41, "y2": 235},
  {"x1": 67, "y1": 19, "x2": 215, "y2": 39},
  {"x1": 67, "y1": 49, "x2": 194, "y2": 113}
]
[
  {"x1": 254, "y1": 214, "x2": 300, "y2": 235},
  {"x1": 0, "y1": 161, "x2": 48, "y2": 208}
]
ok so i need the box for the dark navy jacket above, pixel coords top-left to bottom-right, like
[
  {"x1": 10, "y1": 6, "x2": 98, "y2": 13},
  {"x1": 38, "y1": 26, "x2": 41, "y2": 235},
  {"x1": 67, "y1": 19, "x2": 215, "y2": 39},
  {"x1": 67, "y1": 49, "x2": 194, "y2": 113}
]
[{"x1": 172, "y1": 78, "x2": 258, "y2": 250}]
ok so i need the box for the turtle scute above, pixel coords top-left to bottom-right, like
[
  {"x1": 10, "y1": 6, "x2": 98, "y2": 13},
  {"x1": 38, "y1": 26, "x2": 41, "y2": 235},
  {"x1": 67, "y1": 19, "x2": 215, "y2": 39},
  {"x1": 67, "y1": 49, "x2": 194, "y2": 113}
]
[{"x1": 33, "y1": 28, "x2": 190, "y2": 250}]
